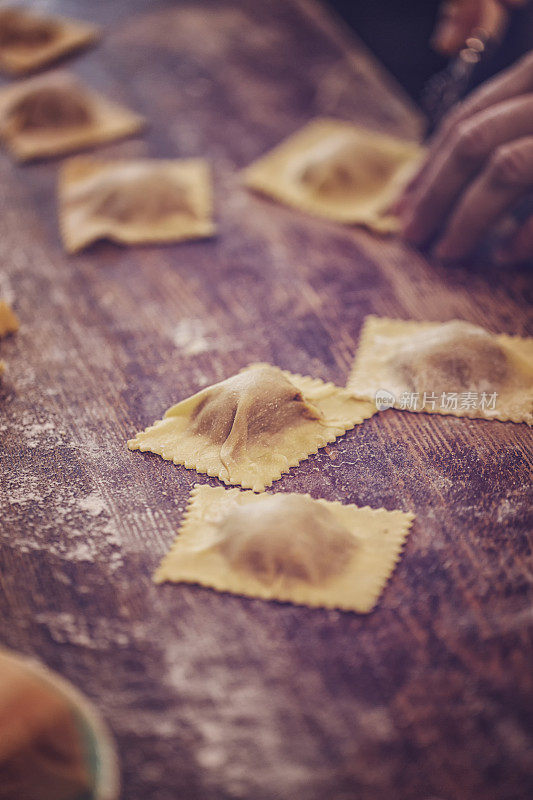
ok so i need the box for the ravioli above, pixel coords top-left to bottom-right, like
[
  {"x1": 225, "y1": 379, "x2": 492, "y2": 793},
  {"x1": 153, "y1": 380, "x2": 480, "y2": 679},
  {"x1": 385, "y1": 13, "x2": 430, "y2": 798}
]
[
  {"x1": 0, "y1": 300, "x2": 20, "y2": 338},
  {"x1": 215, "y1": 494, "x2": 356, "y2": 585},
  {"x1": 243, "y1": 118, "x2": 423, "y2": 231},
  {"x1": 128, "y1": 363, "x2": 376, "y2": 491},
  {"x1": 58, "y1": 158, "x2": 215, "y2": 252},
  {"x1": 0, "y1": 8, "x2": 98, "y2": 76},
  {"x1": 7, "y1": 86, "x2": 91, "y2": 133},
  {"x1": 0, "y1": 9, "x2": 58, "y2": 49},
  {"x1": 0, "y1": 73, "x2": 144, "y2": 162},
  {"x1": 348, "y1": 316, "x2": 533, "y2": 424},
  {"x1": 155, "y1": 485, "x2": 415, "y2": 612}
]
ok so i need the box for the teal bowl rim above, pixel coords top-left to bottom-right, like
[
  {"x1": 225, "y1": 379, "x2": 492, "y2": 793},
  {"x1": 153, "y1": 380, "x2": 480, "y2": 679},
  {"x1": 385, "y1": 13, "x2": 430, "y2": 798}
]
[{"x1": 3, "y1": 651, "x2": 120, "y2": 800}]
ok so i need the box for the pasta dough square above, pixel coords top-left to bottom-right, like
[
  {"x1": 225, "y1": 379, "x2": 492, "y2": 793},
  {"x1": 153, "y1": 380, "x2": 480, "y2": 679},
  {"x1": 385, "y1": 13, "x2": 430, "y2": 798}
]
[
  {"x1": 58, "y1": 157, "x2": 216, "y2": 252},
  {"x1": 128, "y1": 363, "x2": 376, "y2": 492},
  {"x1": 243, "y1": 118, "x2": 424, "y2": 232},
  {"x1": 0, "y1": 72, "x2": 144, "y2": 162},
  {"x1": 348, "y1": 316, "x2": 533, "y2": 424},
  {"x1": 155, "y1": 485, "x2": 415, "y2": 613},
  {"x1": 0, "y1": 7, "x2": 98, "y2": 76},
  {"x1": 0, "y1": 300, "x2": 20, "y2": 337}
]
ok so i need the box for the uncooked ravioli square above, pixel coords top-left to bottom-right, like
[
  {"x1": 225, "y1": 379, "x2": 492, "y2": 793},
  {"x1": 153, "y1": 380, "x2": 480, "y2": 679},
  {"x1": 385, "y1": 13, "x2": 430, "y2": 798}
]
[
  {"x1": 0, "y1": 72, "x2": 144, "y2": 162},
  {"x1": 0, "y1": 7, "x2": 98, "y2": 76},
  {"x1": 128, "y1": 363, "x2": 376, "y2": 492},
  {"x1": 348, "y1": 316, "x2": 533, "y2": 424},
  {"x1": 58, "y1": 157, "x2": 215, "y2": 252},
  {"x1": 155, "y1": 485, "x2": 415, "y2": 613},
  {"x1": 0, "y1": 300, "x2": 19, "y2": 338},
  {"x1": 243, "y1": 118, "x2": 424, "y2": 231}
]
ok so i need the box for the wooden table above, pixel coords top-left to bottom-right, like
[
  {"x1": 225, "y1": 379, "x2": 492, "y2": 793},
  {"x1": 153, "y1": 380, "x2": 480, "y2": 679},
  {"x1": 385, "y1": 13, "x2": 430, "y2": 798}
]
[{"x1": 1, "y1": 2, "x2": 532, "y2": 798}]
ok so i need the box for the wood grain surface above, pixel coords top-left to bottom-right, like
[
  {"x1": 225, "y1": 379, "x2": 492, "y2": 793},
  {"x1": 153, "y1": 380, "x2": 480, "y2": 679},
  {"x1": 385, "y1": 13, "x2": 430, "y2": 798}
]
[{"x1": 1, "y1": 2, "x2": 532, "y2": 799}]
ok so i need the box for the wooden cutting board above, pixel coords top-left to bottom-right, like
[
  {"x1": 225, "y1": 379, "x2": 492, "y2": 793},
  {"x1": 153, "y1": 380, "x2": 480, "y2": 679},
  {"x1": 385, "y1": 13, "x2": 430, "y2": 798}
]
[{"x1": 1, "y1": 1, "x2": 532, "y2": 798}]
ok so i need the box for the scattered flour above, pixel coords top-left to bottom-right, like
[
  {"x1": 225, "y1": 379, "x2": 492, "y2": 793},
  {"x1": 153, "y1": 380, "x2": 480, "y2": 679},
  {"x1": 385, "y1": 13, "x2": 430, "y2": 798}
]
[
  {"x1": 173, "y1": 317, "x2": 236, "y2": 357},
  {"x1": 78, "y1": 492, "x2": 107, "y2": 517},
  {"x1": 35, "y1": 612, "x2": 131, "y2": 650}
]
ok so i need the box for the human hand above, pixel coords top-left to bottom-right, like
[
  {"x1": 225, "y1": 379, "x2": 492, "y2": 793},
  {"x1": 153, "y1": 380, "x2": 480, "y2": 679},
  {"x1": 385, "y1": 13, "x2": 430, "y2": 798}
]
[
  {"x1": 432, "y1": 0, "x2": 527, "y2": 55},
  {"x1": 399, "y1": 50, "x2": 533, "y2": 264}
]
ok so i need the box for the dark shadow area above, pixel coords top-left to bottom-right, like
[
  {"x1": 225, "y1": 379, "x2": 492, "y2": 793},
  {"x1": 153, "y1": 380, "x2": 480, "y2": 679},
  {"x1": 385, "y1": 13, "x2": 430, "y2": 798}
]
[{"x1": 326, "y1": 0, "x2": 533, "y2": 104}]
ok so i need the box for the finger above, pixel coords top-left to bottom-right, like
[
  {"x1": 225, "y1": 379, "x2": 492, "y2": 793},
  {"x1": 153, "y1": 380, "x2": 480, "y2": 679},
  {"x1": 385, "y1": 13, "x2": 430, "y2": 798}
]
[
  {"x1": 430, "y1": 49, "x2": 533, "y2": 152},
  {"x1": 477, "y1": 0, "x2": 508, "y2": 41},
  {"x1": 399, "y1": 50, "x2": 533, "y2": 203},
  {"x1": 430, "y1": 0, "x2": 500, "y2": 57},
  {"x1": 496, "y1": 213, "x2": 533, "y2": 264},
  {"x1": 432, "y1": 0, "x2": 481, "y2": 55},
  {"x1": 402, "y1": 94, "x2": 533, "y2": 246},
  {"x1": 433, "y1": 136, "x2": 533, "y2": 260}
]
